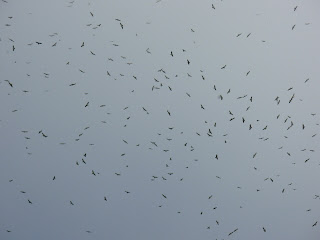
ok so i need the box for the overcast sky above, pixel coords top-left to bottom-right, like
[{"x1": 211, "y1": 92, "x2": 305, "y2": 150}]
[{"x1": 1, "y1": 0, "x2": 320, "y2": 239}]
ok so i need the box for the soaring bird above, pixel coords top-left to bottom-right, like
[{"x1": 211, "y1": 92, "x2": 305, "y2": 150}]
[{"x1": 5, "y1": 80, "x2": 13, "y2": 87}]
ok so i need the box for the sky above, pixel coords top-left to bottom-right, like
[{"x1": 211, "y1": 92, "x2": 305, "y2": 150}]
[{"x1": 0, "y1": 0, "x2": 320, "y2": 239}]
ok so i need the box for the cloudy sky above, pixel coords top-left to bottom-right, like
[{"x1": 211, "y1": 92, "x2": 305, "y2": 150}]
[{"x1": 1, "y1": 0, "x2": 320, "y2": 239}]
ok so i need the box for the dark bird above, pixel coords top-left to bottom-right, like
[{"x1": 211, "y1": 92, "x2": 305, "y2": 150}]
[
  {"x1": 221, "y1": 65, "x2": 226, "y2": 69},
  {"x1": 5, "y1": 80, "x2": 13, "y2": 87},
  {"x1": 85, "y1": 102, "x2": 89, "y2": 107},
  {"x1": 120, "y1": 23, "x2": 124, "y2": 29},
  {"x1": 228, "y1": 228, "x2": 238, "y2": 236},
  {"x1": 289, "y1": 94, "x2": 295, "y2": 103}
]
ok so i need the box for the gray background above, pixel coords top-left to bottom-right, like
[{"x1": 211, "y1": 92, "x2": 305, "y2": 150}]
[{"x1": 0, "y1": 0, "x2": 320, "y2": 239}]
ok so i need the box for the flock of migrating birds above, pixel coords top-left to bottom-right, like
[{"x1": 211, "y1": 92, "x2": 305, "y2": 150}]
[{"x1": 1, "y1": 0, "x2": 319, "y2": 239}]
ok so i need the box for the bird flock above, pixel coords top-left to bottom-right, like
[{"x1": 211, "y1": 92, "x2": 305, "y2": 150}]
[{"x1": 0, "y1": 0, "x2": 319, "y2": 239}]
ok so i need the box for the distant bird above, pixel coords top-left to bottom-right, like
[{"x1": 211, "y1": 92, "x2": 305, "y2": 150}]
[
  {"x1": 5, "y1": 80, "x2": 13, "y2": 87},
  {"x1": 228, "y1": 228, "x2": 238, "y2": 236}
]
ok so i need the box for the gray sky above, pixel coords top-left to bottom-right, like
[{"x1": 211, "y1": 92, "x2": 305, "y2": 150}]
[{"x1": 1, "y1": 0, "x2": 320, "y2": 239}]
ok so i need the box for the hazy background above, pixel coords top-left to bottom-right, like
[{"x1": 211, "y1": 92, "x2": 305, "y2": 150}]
[{"x1": 1, "y1": 0, "x2": 320, "y2": 239}]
